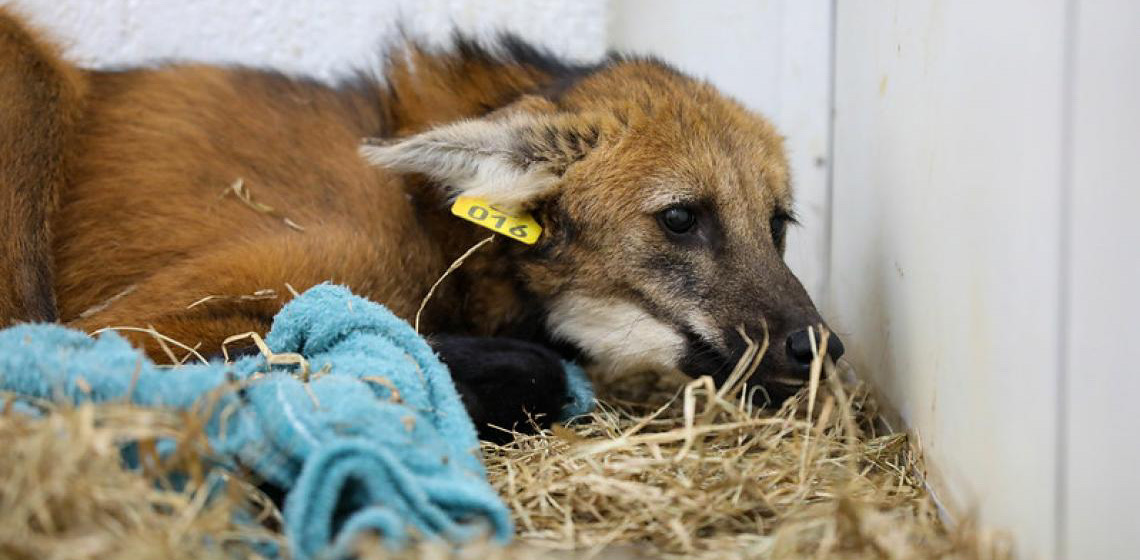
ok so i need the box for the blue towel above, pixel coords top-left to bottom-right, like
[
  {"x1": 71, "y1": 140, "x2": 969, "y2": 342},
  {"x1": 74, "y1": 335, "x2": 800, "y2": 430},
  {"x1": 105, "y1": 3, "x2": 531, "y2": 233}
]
[{"x1": 0, "y1": 283, "x2": 594, "y2": 559}]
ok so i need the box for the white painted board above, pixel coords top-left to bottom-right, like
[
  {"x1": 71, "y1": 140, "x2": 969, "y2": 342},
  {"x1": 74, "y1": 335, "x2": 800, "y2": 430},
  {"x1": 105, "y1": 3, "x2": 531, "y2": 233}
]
[
  {"x1": 8, "y1": 0, "x2": 608, "y2": 80},
  {"x1": 829, "y1": 2, "x2": 1070, "y2": 558},
  {"x1": 1063, "y1": 0, "x2": 1140, "y2": 557}
]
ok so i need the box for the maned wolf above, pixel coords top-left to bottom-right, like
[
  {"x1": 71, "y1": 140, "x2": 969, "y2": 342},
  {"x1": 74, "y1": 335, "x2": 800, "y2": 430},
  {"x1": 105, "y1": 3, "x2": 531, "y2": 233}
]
[{"x1": 0, "y1": 9, "x2": 843, "y2": 438}]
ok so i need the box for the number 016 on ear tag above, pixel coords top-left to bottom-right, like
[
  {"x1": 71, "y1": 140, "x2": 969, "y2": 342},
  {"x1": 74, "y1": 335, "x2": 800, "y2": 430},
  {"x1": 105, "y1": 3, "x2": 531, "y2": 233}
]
[{"x1": 450, "y1": 196, "x2": 542, "y2": 245}]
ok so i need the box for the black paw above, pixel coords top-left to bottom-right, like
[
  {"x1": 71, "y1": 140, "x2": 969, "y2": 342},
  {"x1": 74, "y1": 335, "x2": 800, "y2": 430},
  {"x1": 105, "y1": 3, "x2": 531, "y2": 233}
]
[{"x1": 430, "y1": 335, "x2": 568, "y2": 443}]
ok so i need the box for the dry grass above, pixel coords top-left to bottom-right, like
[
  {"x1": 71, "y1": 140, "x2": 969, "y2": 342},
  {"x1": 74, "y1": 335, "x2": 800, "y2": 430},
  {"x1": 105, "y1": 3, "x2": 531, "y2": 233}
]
[
  {"x1": 0, "y1": 399, "x2": 282, "y2": 560},
  {"x1": 0, "y1": 334, "x2": 1013, "y2": 560},
  {"x1": 478, "y1": 372, "x2": 1010, "y2": 559}
]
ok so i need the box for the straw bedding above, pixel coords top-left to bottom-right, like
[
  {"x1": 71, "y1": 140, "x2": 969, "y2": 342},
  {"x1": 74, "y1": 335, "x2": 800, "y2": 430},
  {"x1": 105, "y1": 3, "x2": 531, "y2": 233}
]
[{"x1": 0, "y1": 335, "x2": 1012, "y2": 560}]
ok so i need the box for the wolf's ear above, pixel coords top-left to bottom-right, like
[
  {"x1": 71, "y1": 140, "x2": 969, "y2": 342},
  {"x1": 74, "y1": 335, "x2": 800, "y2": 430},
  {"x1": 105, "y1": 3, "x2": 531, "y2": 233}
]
[{"x1": 360, "y1": 109, "x2": 602, "y2": 208}]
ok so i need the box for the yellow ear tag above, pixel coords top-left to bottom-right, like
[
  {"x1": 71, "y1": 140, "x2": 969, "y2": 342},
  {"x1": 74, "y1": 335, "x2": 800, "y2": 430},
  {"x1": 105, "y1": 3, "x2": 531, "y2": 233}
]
[{"x1": 450, "y1": 196, "x2": 542, "y2": 245}]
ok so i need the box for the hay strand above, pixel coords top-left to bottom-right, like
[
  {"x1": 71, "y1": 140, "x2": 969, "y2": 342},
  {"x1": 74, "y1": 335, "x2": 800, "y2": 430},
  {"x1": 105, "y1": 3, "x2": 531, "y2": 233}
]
[
  {"x1": 414, "y1": 235, "x2": 495, "y2": 333},
  {"x1": 223, "y1": 178, "x2": 305, "y2": 232}
]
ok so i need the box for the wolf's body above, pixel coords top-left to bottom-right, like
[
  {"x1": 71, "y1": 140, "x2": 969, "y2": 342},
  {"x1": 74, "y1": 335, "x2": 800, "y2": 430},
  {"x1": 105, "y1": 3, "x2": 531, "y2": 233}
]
[{"x1": 0, "y1": 9, "x2": 842, "y2": 436}]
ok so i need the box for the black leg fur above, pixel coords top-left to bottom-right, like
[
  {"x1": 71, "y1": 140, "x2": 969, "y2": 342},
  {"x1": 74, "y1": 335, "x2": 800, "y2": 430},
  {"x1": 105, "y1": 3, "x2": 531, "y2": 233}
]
[{"x1": 430, "y1": 335, "x2": 569, "y2": 443}]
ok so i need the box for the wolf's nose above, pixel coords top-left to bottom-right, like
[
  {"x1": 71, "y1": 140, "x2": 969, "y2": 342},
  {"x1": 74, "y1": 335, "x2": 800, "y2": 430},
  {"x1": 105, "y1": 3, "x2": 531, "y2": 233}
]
[{"x1": 786, "y1": 327, "x2": 845, "y2": 368}]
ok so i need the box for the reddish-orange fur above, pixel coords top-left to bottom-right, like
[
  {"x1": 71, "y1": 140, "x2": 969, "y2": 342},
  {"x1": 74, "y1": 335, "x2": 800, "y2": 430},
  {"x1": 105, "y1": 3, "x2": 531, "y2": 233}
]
[
  {"x1": 0, "y1": 20, "x2": 560, "y2": 355},
  {"x1": 1, "y1": 9, "x2": 835, "y2": 388},
  {"x1": 0, "y1": 8, "x2": 85, "y2": 323}
]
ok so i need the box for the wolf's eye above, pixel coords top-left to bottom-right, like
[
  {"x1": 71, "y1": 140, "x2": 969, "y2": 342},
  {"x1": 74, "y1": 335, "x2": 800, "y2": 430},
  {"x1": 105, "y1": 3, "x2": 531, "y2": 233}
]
[
  {"x1": 770, "y1": 212, "x2": 794, "y2": 248},
  {"x1": 658, "y1": 206, "x2": 696, "y2": 235}
]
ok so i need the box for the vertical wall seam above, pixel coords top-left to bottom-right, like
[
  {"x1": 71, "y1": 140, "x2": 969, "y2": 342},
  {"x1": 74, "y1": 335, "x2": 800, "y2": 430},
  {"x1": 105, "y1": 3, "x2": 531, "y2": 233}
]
[
  {"x1": 821, "y1": 0, "x2": 839, "y2": 313},
  {"x1": 1055, "y1": 0, "x2": 1079, "y2": 558}
]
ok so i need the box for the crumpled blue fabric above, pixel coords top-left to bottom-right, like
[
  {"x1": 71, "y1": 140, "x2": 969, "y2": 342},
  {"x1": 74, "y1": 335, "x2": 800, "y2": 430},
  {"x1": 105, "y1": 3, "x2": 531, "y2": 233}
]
[{"x1": 0, "y1": 283, "x2": 594, "y2": 559}]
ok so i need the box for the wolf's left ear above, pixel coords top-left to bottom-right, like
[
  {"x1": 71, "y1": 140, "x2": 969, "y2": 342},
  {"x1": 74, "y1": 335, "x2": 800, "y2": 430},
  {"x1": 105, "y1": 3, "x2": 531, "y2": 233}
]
[{"x1": 359, "y1": 110, "x2": 601, "y2": 208}]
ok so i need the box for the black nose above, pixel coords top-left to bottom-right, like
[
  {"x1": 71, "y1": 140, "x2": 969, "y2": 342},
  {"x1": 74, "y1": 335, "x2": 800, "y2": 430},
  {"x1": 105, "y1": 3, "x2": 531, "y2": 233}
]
[{"x1": 785, "y1": 327, "x2": 845, "y2": 368}]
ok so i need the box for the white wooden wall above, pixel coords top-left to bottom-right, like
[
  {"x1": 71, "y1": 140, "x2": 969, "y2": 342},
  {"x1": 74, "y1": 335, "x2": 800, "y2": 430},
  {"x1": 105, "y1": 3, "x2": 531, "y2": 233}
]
[
  {"x1": 1061, "y1": 1, "x2": 1140, "y2": 557},
  {"x1": 8, "y1": 0, "x2": 608, "y2": 80},
  {"x1": 10, "y1": 1, "x2": 1139, "y2": 558},
  {"x1": 829, "y1": 1, "x2": 1140, "y2": 559}
]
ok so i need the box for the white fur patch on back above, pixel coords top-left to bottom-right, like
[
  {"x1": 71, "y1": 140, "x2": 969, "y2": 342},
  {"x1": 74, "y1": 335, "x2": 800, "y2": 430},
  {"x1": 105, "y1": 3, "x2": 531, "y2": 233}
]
[{"x1": 546, "y1": 294, "x2": 686, "y2": 374}]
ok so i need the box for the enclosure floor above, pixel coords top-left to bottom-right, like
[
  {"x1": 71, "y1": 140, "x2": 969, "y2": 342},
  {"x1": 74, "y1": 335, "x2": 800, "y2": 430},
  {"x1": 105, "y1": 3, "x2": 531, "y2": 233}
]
[{"x1": 0, "y1": 366, "x2": 1012, "y2": 560}]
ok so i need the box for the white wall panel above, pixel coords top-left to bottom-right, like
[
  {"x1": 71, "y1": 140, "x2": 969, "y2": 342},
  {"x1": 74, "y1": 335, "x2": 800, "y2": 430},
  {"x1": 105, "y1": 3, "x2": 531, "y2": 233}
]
[
  {"x1": 608, "y1": 0, "x2": 834, "y2": 302},
  {"x1": 7, "y1": 0, "x2": 607, "y2": 81},
  {"x1": 1063, "y1": 1, "x2": 1140, "y2": 558},
  {"x1": 829, "y1": 3, "x2": 1069, "y2": 558}
]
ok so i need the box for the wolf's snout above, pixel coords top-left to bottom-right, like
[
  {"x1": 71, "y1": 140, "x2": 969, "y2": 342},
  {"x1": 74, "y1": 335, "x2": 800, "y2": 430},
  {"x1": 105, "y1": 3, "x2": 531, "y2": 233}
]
[{"x1": 785, "y1": 327, "x2": 845, "y2": 372}]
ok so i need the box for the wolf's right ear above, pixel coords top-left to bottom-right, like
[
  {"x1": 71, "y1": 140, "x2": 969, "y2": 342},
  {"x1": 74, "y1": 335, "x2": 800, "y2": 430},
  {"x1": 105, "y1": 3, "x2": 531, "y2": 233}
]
[{"x1": 360, "y1": 110, "x2": 602, "y2": 209}]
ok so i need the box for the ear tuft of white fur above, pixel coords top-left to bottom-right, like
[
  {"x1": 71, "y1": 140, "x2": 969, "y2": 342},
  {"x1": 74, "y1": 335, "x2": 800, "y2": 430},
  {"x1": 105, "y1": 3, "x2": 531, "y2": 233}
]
[{"x1": 359, "y1": 115, "x2": 563, "y2": 207}]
